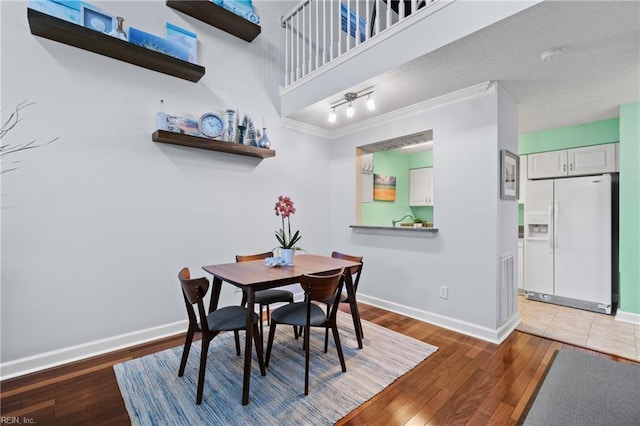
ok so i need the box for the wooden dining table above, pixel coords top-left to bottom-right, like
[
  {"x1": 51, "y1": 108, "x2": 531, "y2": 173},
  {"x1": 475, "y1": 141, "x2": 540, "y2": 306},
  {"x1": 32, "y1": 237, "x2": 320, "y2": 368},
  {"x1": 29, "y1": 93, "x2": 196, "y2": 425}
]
[{"x1": 202, "y1": 253, "x2": 363, "y2": 405}]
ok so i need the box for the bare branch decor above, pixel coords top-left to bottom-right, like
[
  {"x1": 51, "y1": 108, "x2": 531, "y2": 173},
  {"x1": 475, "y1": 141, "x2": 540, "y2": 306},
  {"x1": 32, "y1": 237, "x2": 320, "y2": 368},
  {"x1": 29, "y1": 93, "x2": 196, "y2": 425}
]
[{"x1": 1, "y1": 100, "x2": 59, "y2": 174}]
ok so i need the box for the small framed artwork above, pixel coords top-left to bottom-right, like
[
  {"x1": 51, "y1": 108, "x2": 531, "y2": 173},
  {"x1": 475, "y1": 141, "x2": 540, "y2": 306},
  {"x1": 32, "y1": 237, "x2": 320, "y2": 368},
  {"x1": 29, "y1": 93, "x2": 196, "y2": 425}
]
[
  {"x1": 81, "y1": 5, "x2": 114, "y2": 34},
  {"x1": 373, "y1": 174, "x2": 397, "y2": 201},
  {"x1": 500, "y1": 149, "x2": 519, "y2": 200}
]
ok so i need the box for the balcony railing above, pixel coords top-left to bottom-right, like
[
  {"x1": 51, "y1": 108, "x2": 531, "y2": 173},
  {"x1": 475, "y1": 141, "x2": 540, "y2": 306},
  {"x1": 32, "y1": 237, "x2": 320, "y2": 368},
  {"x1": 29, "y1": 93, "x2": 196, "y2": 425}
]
[{"x1": 281, "y1": 0, "x2": 440, "y2": 88}]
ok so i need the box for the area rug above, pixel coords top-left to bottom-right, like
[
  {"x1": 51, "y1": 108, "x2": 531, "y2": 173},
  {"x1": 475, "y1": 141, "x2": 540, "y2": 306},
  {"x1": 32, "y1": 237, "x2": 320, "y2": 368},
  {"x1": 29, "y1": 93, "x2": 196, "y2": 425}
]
[
  {"x1": 522, "y1": 349, "x2": 640, "y2": 425},
  {"x1": 114, "y1": 311, "x2": 438, "y2": 425}
]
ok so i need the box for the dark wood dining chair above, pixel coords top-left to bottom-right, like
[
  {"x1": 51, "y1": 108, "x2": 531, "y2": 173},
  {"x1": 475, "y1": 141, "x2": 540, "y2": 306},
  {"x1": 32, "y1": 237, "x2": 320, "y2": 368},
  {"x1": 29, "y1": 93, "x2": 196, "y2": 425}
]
[
  {"x1": 236, "y1": 251, "x2": 296, "y2": 339},
  {"x1": 177, "y1": 267, "x2": 266, "y2": 405},
  {"x1": 265, "y1": 268, "x2": 347, "y2": 395},
  {"x1": 323, "y1": 252, "x2": 364, "y2": 351}
]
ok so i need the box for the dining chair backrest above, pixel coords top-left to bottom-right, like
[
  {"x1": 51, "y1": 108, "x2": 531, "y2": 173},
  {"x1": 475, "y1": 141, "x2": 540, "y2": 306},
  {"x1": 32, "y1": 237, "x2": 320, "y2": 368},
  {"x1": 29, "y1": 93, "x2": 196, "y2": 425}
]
[
  {"x1": 235, "y1": 251, "x2": 273, "y2": 262},
  {"x1": 331, "y1": 251, "x2": 363, "y2": 293},
  {"x1": 300, "y1": 268, "x2": 345, "y2": 309},
  {"x1": 178, "y1": 267, "x2": 210, "y2": 331}
]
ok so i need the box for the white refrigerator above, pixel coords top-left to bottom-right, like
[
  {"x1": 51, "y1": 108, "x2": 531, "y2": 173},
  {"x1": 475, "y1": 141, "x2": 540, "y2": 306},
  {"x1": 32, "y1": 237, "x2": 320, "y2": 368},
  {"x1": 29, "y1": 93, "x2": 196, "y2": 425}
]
[{"x1": 524, "y1": 174, "x2": 612, "y2": 314}]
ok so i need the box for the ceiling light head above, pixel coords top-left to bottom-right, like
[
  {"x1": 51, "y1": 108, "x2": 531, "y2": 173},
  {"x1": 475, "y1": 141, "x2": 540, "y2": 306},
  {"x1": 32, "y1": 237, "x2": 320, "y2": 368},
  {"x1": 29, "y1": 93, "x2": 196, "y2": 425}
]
[
  {"x1": 366, "y1": 94, "x2": 375, "y2": 111},
  {"x1": 346, "y1": 102, "x2": 354, "y2": 118},
  {"x1": 540, "y1": 47, "x2": 564, "y2": 63},
  {"x1": 344, "y1": 92, "x2": 357, "y2": 102},
  {"x1": 328, "y1": 107, "x2": 336, "y2": 123}
]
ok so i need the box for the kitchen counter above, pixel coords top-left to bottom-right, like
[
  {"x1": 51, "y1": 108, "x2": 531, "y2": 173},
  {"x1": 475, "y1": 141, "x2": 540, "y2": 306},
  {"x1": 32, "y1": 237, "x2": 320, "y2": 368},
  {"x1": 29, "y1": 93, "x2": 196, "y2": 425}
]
[{"x1": 350, "y1": 225, "x2": 439, "y2": 233}]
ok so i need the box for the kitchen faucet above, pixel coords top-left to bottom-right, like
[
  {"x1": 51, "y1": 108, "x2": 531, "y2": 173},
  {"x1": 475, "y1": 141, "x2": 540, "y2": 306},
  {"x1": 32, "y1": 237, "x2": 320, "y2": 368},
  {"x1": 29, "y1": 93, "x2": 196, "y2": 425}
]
[{"x1": 392, "y1": 214, "x2": 414, "y2": 227}]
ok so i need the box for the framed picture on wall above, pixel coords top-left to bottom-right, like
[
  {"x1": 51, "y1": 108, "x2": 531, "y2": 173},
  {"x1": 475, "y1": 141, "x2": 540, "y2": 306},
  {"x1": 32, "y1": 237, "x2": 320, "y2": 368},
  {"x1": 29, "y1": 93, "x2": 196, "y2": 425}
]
[
  {"x1": 500, "y1": 149, "x2": 519, "y2": 200},
  {"x1": 373, "y1": 174, "x2": 396, "y2": 201}
]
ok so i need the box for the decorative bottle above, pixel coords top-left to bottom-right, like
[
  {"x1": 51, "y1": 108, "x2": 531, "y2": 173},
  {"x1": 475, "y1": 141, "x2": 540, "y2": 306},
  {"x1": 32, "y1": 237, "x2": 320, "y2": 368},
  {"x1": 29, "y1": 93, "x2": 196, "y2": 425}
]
[
  {"x1": 156, "y1": 99, "x2": 166, "y2": 130},
  {"x1": 115, "y1": 16, "x2": 127, "y2": 40},
  {"x1": 226, "y1": 109, "x2": 236, "y2": 142},
  {"x1": 258, "y1": 127, "x2": 271, "y2": 149}
]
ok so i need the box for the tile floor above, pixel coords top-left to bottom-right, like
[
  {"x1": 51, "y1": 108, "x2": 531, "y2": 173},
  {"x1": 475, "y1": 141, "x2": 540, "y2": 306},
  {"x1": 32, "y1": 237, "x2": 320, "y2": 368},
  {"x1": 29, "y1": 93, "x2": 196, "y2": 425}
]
[{"x1": 517, "y1": 295, "x2": 640, "y2": 361}]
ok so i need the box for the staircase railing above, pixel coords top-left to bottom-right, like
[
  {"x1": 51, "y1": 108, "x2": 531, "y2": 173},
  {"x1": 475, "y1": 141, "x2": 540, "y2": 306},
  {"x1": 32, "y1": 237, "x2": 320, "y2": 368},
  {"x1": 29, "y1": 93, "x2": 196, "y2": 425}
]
[{"x1": 281, "y1": 0, "x2": 438, "y2": 88}]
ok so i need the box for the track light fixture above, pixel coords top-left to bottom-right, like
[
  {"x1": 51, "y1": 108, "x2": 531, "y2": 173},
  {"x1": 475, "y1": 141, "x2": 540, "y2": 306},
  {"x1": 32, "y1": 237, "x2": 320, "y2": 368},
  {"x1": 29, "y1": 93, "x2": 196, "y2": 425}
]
[{"x1": 328, "y1": 87, "x2": 375, "y2": 123}]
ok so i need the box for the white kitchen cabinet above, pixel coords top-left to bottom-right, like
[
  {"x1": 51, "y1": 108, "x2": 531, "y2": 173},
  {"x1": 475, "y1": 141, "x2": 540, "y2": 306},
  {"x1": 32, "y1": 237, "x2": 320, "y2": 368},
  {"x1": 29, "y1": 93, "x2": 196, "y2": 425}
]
[
  {"x1": 518, "y1": 239, "x2": 524, "y2": 293},
  {"x1": 527, "y1": 143, "x2": 618, "y2": 179},
  {"x1": 409, "y1": 167, "x2": 433, "y2": 206},
  {"x1": 518, "y1": 155, "x2": 527, "y2": 203},
  {"x1": 568, "y1": 143, "x2": 617, "y2": 176}
]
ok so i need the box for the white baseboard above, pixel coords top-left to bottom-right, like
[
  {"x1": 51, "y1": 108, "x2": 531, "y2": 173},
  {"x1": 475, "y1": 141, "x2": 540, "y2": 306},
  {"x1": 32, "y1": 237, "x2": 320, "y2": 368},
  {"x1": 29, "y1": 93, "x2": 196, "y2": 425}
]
[
  {"x1": 0, "y1": 320, "x2": 188, "y2": 381},
  {"x1": 615, "y1": 309, "x2": 640, "y2": 325},
  {"x1": 358, "y1": 294, "x2": 520, "y2": 344}
]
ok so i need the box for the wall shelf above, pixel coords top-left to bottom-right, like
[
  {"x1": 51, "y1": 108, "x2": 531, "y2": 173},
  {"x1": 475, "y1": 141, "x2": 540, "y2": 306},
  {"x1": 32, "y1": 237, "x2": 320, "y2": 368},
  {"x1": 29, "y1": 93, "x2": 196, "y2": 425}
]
[
  {"x1": 27, "y1": 8, "x2": 206, "y2": 82},
  {"x1": 166, "y1": 0, "x2": 261, "y2": 42},
  {"x1": 152, "y1": 130, "x2": 275, "y2": 159}
]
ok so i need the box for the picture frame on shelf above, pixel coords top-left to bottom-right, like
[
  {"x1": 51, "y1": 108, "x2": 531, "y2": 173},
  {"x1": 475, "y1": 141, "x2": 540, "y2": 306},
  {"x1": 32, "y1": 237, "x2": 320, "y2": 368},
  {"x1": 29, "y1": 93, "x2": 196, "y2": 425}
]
[
  {"x1": 129, "y1": 27, "x2": 188, "y2": 61},
  {"x1": 500, "y1": 149, "x2": 519, "y2": 200},
  {"x1": 166, "y1": 22, "x2": 198, "y2": 64},
  {"x1": 80, "y1": 5, "x2": 113, "y2": 34}
]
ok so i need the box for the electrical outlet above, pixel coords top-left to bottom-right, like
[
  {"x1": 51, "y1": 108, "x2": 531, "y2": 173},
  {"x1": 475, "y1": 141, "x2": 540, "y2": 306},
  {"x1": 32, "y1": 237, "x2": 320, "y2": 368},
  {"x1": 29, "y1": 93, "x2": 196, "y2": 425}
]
[{"x1": 439, "y1": 285, "x2": 448, "y2": 300}]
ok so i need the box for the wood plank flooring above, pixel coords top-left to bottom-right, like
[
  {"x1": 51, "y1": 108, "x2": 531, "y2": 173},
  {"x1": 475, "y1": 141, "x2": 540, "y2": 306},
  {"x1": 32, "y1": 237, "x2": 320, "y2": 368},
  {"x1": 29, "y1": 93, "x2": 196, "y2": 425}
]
[{"x1": 2, "y1": 304, "x2": 636, "y2": 425}]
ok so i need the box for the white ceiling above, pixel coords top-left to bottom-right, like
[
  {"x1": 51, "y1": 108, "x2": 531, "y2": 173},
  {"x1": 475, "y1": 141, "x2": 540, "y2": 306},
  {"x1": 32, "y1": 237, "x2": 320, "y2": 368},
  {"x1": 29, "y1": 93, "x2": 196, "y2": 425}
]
[{"x1": 286, "y1": 1, "x2": 640, "y2": 134}]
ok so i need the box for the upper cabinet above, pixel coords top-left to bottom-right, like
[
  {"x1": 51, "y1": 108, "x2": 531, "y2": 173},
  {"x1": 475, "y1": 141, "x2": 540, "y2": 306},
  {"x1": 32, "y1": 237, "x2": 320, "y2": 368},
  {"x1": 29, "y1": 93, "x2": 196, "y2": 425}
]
[
  {"x1": 409, "y1": 167, "x2": 433, "y2": 206},
  {"x1": 527, "y1": 143, "x2": 618, "y2": 180},
  {"x1": 27, "y1": 8, "x2": 205, "y2": 82},
  {"x1": 166, "y1": 0, "x2": 261, "y2": 42}
]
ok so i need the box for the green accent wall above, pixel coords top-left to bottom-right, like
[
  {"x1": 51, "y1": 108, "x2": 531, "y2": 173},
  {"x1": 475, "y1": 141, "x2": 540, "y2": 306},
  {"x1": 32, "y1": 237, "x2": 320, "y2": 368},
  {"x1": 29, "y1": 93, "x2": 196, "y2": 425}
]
[
  {"x1": 519, "y1": 117, "x2": 620, "y2": 155},
  {"x1": 518, "y1": 113, "x2": 638, "y2": 315},
  {"x1": 618, "y1": 102, "x2": 640, "y2": 315},
  {"x1": 360, "y1": 150, "x2": 433, "y2": 225}
]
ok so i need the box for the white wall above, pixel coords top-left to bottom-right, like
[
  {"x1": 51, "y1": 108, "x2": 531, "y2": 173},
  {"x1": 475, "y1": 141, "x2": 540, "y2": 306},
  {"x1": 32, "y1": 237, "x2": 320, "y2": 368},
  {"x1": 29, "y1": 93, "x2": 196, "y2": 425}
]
[
  {"x1": 330, "y1": 84, "x2": 520, "y2": 340},
  {"x1": 1, "y1": 1, "x2": 520, "y2": 378},
  {"x1": 1, "y1": 0, "x2": 335, "y2": 376}
]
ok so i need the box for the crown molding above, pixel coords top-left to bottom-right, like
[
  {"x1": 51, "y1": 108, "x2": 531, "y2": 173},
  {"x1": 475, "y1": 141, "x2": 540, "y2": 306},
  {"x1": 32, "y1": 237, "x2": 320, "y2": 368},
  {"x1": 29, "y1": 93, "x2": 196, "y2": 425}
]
[{"x1": 281, "y1": 81, "x2": 495, "y2": 139}]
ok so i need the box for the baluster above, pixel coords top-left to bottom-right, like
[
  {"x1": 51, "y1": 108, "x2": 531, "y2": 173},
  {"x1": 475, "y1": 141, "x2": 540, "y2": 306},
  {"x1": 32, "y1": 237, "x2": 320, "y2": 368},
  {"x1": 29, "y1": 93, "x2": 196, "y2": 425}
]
[
  {"x1": 296, "y1": 11, "x2": 301, "y2": 80},
  {"x1": 346, "y1": 0, "x2": 351, "y2": 52},
  {"x1": 337, "y1": 0, "x2": 342, "y2": 55},
  {"x1": 289, "y1": 16, "x2": 296, "y2": 83},
  {"x1": 400, "y1": 0, "x2": 405, "y2": 19},
  {"x1": 330, "y1": 0, "x2": 334, "y2": 60},
  {"x1": 376, "y1": 0, "x2": 381, "y2": 34},
  {"x1": 308, "y1": 0, "x2": 313, "y2": 73},
  {"x1": 322, "y1": 0, "x2": 326, "y2": 65},
  {"x1": 365, "y1": 0, "x2": 370, "y2": 41},
  {"x1": 302, "y1": 6, "x2": 307, "y2": 77},
  {"x1": 315, "y1": 0, "x2": 319, "y2": 70},
  {"x1": 284, "y1": 17, "x2": 289, "y2": 86},
  {"x1": 355, "y1": 0, "x2": 360, "y2": 46},
  {"x1": 385, "y1": 0, "x2": 391, "y2": 30}
]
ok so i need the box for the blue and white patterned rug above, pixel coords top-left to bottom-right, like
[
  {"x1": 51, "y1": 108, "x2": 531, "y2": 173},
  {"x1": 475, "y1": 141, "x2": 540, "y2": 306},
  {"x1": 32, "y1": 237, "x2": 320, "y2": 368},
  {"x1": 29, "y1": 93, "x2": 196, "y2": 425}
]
[{"x1": 114, "y1": 311, "x2": 438, "y2": 425}]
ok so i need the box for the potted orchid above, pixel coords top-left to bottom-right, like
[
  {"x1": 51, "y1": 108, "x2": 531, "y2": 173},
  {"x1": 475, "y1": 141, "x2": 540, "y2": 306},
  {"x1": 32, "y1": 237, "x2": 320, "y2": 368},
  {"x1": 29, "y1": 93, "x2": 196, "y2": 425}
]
[{"x1": 274, "y1": 195, "x2": 302, "y2": 265}]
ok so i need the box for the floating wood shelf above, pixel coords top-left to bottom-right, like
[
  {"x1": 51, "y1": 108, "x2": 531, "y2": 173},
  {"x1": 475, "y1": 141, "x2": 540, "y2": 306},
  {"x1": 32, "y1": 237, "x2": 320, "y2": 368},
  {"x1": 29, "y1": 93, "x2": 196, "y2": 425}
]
[
  {"x1": 27, "y1": 8, "x2": 206, "y2": 82},
  {"x1": 166, "y1": 0, "x2": 261, "y2": 42},
  {"x1": 152, "y1": 130, "x2": 275, "y2": 159}
]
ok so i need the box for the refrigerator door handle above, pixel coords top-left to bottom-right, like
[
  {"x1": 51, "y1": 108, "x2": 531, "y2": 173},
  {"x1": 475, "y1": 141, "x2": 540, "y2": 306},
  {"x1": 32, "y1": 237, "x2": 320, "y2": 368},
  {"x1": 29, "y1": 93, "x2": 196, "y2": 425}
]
[
  {"x1": 554, "y1": 202, "x2": 559, "y2": 252},
  {"x1": 548, "y1": 203, "x2": 554, "y2": 252}
]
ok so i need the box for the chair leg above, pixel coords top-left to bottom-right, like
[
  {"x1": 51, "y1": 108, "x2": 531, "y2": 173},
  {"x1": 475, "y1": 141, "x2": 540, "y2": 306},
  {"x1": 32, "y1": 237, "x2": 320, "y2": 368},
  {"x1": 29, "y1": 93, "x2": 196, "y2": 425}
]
[
  {"x1": 265, "y1": 320, "x2": 278, "y2": 367},
  {"x1": 196, "y1": 338, "x2": 211, "y2": 404},
  {"x1": 253, "y1": 323, "x2": 266, "y2": 376},
  {"x1": 234, "y1": 330, "x2": 241, "y2": 356},
  {"x1": 324, "y1": 304, "x2": 330, "y2": 353},
  {"x1": 331, "y1": 324, "x2": 347, "y2": 372},
  {"x1": 259, "y1": 304, "x2": 264, "y2": 345},
  {"x1": 304, "y1": 325, "x2": 311, "y2": 395},
  {"x1": 178, "y1": 328, "x2": 195, "y2": 377}
]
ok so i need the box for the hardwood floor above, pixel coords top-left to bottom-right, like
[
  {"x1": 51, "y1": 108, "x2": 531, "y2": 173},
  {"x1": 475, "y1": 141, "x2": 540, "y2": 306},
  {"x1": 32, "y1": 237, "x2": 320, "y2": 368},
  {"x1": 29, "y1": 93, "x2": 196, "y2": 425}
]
[{"x1": 2, "y1": 304, "x2": 636, "y2": 425}]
